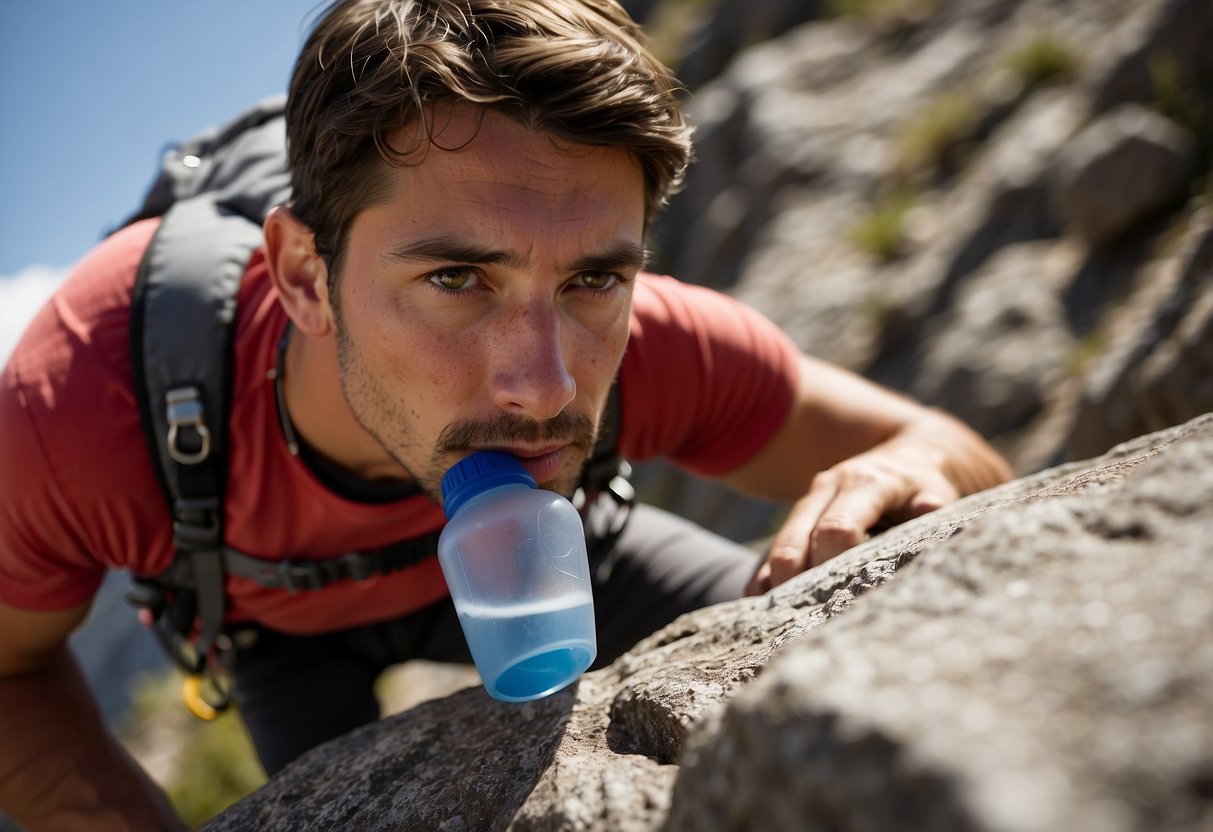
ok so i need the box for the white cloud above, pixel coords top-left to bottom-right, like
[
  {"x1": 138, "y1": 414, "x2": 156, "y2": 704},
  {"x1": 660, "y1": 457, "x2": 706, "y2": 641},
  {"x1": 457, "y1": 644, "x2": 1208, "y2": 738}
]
[{"x1": 0, "y1": 264, "x2": 70, "y2": 366}]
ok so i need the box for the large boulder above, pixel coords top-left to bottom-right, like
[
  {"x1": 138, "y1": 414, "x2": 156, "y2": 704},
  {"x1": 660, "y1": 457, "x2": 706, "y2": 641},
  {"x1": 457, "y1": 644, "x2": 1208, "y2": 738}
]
[
  {"x1": 205, "y1": 413, "x2": 1213, "y2": 832},
  {"x1": 1051, "y1": 104, "x2": 1198, "y2": 247}
]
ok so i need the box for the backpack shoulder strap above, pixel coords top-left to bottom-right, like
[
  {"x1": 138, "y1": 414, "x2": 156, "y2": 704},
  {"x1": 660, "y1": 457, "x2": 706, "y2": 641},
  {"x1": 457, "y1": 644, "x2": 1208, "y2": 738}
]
[
  {"x1": 127, "y1": 97, "x2": 289, "y2": 678},
  {"x1": 129, "y1": 94, "x2": 289, "y2": 511},
  {"x1": 129, "y1": 199, "x2": 264, "y2": 673}
]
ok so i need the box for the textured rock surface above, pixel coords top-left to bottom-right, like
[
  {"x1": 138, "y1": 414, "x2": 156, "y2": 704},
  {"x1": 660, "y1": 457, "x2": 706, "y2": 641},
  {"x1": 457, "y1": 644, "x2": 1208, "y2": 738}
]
[
  {"x1": 1052, "y1": 104, "x2": 1198, "y2": 246},
  {"x1": 666, "y1": 417, "x2": 1213, "y2": 832},
  {"x1": 206, "y1": 415, "x2": 1213, "y2": 832},
  {"x1": 1067, "y1": 213, "x2": 1213, "y2": 460},
  {"x1": 634, "y1": 0, "x2": 1213, "y2": 542}
]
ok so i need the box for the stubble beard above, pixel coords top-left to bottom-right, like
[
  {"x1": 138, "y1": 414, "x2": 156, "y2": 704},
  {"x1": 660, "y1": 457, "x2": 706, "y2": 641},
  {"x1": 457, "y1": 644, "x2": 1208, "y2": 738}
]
[{"x1": 334, "y1": 317, "x2": 598, "y2": 504}]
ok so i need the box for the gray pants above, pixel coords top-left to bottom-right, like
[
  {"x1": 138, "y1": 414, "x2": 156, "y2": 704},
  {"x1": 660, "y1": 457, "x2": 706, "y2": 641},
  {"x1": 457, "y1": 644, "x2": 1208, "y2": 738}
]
[{"x1": 232, "y1": 503, "x2": 759, "y2": 774}]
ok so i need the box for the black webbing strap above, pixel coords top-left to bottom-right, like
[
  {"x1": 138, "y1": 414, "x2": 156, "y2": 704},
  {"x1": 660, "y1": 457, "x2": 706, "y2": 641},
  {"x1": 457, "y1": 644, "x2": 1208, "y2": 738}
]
[
  {"x1": 152, "y1": 533, "x2": 443, "y2": 594},
  {"x1": 126, "y1": 98, "x2": 290, "y2": 688},
  {"x1": 130, "y1": 197, "x2": 258, "y2": 674},
  {"x1": 575, "y1": 384, "x2": 635, "y2": 560}
]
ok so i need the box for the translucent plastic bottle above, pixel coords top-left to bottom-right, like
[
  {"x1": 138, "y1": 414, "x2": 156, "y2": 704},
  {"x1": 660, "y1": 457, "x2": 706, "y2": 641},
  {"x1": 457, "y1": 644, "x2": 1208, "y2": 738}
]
[{"x1": 438, "y1": 450, "x2": 597, "y2": 701}]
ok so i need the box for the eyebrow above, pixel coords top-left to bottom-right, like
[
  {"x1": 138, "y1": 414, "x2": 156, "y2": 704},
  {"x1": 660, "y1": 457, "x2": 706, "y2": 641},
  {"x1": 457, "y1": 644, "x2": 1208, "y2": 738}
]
[{"x1": 381, "y1": 235, "x2": 649, "y2": 272}]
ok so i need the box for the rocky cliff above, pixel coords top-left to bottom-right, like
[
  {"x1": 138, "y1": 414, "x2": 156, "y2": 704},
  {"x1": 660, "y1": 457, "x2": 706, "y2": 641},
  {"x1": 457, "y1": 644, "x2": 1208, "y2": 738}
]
[
  {"x1": 205, "y1": 414, "x2": 1213, "y2": 832},
  {"x1": 637, "y1": 0, "x2": 1212, "y2": 542},
  {"x1": 202, "y1": 0, "x2": 1213, "y2": 829}
]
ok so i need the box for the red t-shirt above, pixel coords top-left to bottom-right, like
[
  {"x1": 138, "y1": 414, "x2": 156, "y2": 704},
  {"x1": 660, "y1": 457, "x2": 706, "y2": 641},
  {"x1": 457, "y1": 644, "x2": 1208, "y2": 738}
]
[{"x1": 0, "y1": 219, "x2": 798, "y2": 633}]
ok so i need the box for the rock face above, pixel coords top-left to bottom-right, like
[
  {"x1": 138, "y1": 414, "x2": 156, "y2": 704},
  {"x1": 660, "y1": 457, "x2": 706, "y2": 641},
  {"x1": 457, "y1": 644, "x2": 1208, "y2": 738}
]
[
  {"x1": 633, "y1": 0, "x2": 1213, "y2": 542},
  {"x1": 1067, "y1": 215, "x2": 1213, "y2": 461},
  {"x1": 666, "y1": 417, "x2": 1213, "y2": 832},
  {"x1": 1051, "y1": 103, "x2": 1198, "y2": 246},
  {"x1": 205, "y1": 414, "x2": 1213, "y2": 832}
]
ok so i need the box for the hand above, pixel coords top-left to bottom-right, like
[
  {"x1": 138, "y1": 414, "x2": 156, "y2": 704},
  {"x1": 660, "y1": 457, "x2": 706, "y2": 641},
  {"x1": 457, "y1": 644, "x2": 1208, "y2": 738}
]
[{"x1": 745, "y1": 448, "x2": 959, "y2": 595}]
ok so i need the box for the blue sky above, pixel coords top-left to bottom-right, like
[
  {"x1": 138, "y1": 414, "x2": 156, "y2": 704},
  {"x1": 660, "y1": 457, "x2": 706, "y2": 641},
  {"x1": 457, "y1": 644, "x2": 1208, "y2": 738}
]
[
  {"x1": 0, "y1": 1, "x2": 322, "y2": 358},
  {"x1": 0, "y1": 1, "x2": 321, "y2": 275}
]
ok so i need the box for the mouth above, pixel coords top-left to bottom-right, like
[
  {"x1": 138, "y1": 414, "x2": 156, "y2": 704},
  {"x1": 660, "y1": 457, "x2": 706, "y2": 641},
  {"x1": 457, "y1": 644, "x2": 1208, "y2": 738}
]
[
  {"x1": 488, "y1": 445, "x2": 571, "y2": 485},
  {"x1": 435, "y1": 410, "x2": 597, "y2": 490}
]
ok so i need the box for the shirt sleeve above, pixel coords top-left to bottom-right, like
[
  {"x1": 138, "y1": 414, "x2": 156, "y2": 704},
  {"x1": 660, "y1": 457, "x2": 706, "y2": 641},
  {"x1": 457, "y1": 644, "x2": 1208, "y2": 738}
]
[
  {"x1": 618, "y1": 274, "x2": 801, "y2": 477},
  {"x1": 0, "y1": 375, "x2": 105, "y2": 608},
  {"x1": 0, "y1": 220, "x2": 166, "y2": 611}
]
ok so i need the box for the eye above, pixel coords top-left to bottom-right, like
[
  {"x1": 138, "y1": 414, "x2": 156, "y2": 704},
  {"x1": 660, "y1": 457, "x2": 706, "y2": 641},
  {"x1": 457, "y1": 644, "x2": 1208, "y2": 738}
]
[
  {"x1": 573, "y1": 271, "x2": 624, "y2": 295},
  {"x1": 427, "y1": 267, "x2": 481, "y2": 294}
]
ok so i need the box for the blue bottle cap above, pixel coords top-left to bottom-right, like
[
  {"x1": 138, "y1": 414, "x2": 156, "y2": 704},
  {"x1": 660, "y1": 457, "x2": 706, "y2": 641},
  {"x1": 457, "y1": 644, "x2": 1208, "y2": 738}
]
[{"x1": 440, "y1": 450, "x2": 536, "y2": 518}]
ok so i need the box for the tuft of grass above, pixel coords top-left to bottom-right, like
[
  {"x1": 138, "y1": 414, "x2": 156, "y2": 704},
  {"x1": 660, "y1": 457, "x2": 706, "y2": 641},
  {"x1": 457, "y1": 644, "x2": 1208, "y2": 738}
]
[
  {"x1": 826, "y1": 0, "x2": 941, "y2": 25},
  {"x1": 858, "y1": 290, "x2": 900, "y2": 330},
  {"x1": 165, "y1": 706, "x2": 265, "y2": 826},
  {"x1": 892, "y1": 91, "x2": 980, "y2": 183},
  {"x1": 1150, "y1": 51, "x2": 1210, "y2": 145},
  {"x1": 642, "y1": 0, "x2": 721, "y2": 68},
  {"x1": 849, "y1": 190, "x2": 917, "y2": 262},
  {"x1": 1149, "y1": 51, "x2": 1212, "y2": 209},
  {"x1": 1150, "y1": 52, "x2": 1187, "y2": 122},
  {"x1": 121, "y1": 670, "x2": 266, "y2": 827},
  {"x1": 1003, "y1": 31, "x2": 1080, "y2": 93},
  {"x1": 1064, "y1": 327, "x2": 1110, "y2": 376}
]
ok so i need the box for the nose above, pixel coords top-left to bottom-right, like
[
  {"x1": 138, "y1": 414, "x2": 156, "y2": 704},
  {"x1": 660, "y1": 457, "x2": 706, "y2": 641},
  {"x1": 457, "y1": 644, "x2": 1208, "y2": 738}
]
[{"x1": 488, "y1": 303, "x2": 576, "y2": 420}]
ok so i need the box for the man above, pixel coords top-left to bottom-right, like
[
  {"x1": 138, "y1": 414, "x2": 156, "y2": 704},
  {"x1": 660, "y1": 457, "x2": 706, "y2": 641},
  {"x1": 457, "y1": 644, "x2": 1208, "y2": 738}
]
[{"x1": 0, "y1": 0, "x2": 1010, "y2": 828}]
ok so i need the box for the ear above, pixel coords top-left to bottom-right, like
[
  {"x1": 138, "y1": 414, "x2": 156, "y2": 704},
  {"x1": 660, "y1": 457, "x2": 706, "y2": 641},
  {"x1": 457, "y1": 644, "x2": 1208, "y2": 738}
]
[{"x1": 263, "y1": 205, "x2": 334, "y2": 336}]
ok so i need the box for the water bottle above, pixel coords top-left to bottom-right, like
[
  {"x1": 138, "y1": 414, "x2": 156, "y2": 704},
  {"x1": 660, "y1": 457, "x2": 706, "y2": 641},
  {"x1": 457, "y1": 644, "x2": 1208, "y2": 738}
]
[{"x1": 438, "y1": 450, "x2": 597, "y2": 701}]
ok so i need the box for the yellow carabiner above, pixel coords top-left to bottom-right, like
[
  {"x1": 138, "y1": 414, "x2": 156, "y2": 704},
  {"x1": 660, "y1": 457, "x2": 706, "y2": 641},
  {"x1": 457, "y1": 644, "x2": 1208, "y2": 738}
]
[{"x1": 182, "y1": 674, "x2": 219, "y2": 721}]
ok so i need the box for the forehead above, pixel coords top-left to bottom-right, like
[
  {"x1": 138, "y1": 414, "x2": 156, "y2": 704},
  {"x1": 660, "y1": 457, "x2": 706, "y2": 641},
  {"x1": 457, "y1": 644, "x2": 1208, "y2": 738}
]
[{"x1": 371, "y1": 106, "x2": 646, "y2": 226}]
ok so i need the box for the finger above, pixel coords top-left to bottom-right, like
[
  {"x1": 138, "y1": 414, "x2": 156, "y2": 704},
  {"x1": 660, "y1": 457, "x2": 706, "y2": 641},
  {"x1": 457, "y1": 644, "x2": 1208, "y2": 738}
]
[
  {"x1": 807, "y1": 477, "x2": 904, "y2": 566},
  {"x1": 745, "y1": 561, "x2": 770, "y2": 596},
  {"x1": 903, "y1": 487, "x2": 955, "y2": 519},
  {"x1": 763, "y1": 477, "x2": 840, "y2": 590}
]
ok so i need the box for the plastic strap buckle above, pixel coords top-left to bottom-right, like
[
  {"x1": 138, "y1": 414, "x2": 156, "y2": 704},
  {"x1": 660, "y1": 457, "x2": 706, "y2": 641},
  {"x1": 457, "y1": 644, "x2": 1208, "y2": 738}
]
[
  {"x1": 338, "y1": 551, "x2": 377, "y2": 583},
  {"x1": 276, "y1": 559, "x2": 325, "y2": 593}
]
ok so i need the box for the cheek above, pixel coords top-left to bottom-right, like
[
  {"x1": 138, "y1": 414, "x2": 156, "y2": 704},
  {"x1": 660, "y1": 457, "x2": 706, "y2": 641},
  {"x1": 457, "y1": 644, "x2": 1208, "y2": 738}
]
[
  {"x1": 568, "y1": 313, "x2": 631, "y2": 396},
  {"x1": 591, "y1": 306, "x2": 632, "y2": 367},
  {"x1": 371, "y1": 315, "x2": 486, "y2": 414}
]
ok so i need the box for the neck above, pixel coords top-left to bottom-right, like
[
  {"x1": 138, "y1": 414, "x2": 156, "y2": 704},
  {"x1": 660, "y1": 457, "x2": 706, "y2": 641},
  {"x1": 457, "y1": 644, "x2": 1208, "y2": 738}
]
[{"x1": 280, "y1": 325, "x2": 412, "y2": 485}]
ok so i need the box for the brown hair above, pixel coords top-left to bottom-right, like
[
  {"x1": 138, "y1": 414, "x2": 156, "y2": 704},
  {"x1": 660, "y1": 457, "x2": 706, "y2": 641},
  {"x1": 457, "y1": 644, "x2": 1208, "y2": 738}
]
[{"x1": 287, "y1": 0, "x2": 692, "y2": 276}]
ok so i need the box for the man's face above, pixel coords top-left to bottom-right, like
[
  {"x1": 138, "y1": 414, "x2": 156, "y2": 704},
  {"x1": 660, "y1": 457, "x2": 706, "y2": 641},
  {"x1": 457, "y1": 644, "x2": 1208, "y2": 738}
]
[{"x1": 329, "y1": 106, "x2": 646, "y2": 502}]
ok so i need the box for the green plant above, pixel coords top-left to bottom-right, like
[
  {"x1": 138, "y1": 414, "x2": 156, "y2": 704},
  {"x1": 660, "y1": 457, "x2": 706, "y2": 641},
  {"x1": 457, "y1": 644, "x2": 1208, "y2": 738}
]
[
  {"x1": 165, "y1": 707, "x2": 265, "y2": 826},
  {"x1": 1149, "y1": 51, "x2": 1212, "y2": 208},
  {"x1": 849, "y1": 190, "x2": 917, "y2": 262},
  {"x1": 1150, "y1": 51, "x2": 1210, "y2": 145},
  {"x1": 642, "y1": 0, "x2": 720, "y2": 67},
  {"x1": 1064, "y1": 327, "x2": 1110, "y2": 376},
  {"x1": 826, "y1": 0, "x2": 940, "y2": 25},
  {"x1": 892, "y1": 90, "x2": 980, "y2": 182},
  {"x1": 858, "y1": 290, "x2": 899, "y2": 329},
  {"x1": 121, "y1": 670, "x2": 265, "y2": 827},
  {"x1": 1003, "y1": 31, "x2": 1080, "y2": 92}
]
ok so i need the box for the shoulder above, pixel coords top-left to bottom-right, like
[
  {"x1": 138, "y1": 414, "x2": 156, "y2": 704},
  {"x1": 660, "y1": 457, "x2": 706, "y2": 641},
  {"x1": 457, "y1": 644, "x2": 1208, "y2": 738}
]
[
  {"x1": 628, "y1": 271, "x2": 799, "y2": 358},
  {"x1": 0, "y1": 220, "x2": 165, "y2": 584},
  {"x1": 631, "y1": 271, "x2": 714, "y2": 325},
  {"x1": 618, "y1": 272, "x2": 802, "y2": 473},
  {"x1": 3, "y1": 219, "x2": 173, "y2": 441}
]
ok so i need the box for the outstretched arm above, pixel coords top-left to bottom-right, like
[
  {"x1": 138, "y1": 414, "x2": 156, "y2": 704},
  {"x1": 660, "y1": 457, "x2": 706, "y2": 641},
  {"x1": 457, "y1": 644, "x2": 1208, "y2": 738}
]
[
  {"x1": 0, "y1": 600, "x2": 187, "y2": 832},
  {"x1": 721, "y1": 354, "x2": 1011, "y2": 593}
]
